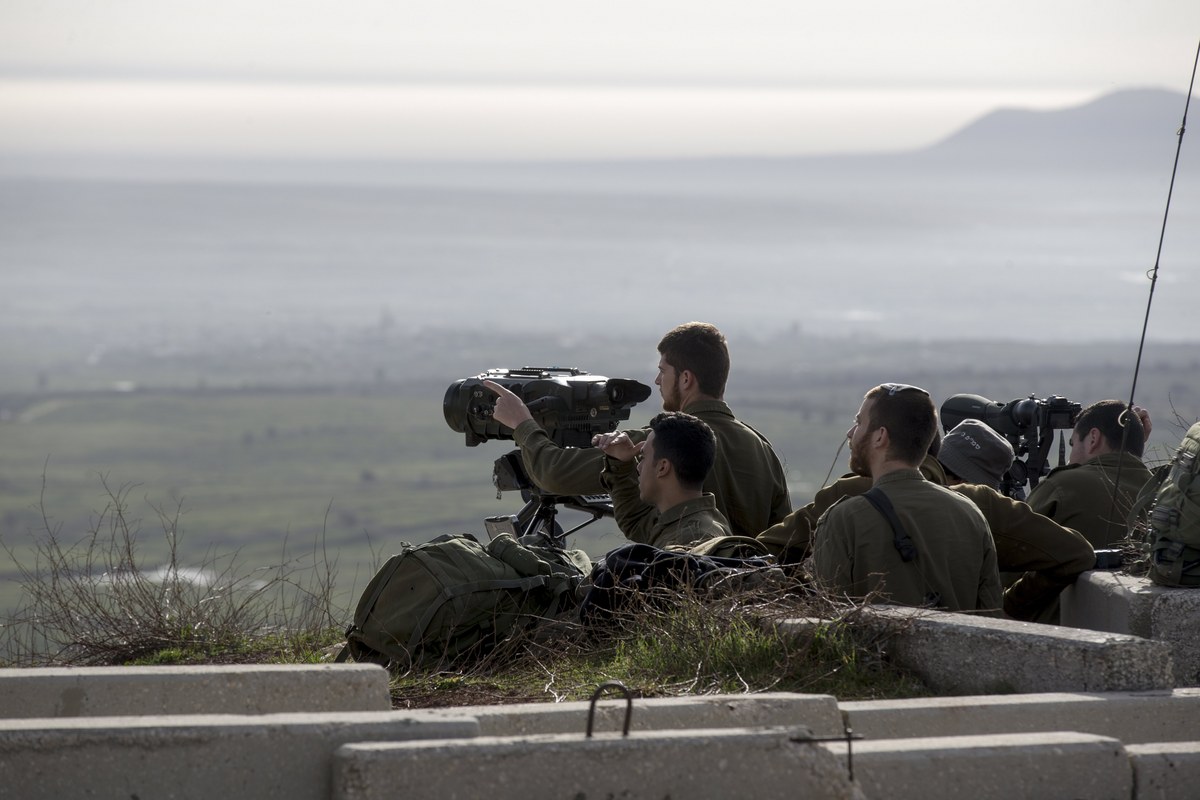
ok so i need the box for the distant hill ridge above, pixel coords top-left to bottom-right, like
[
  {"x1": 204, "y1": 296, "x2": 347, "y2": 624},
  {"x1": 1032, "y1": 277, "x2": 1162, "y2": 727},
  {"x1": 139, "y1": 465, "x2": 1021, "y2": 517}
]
[{"x1": 920, "y1": 87, "x2": 1189, "y2": 168}]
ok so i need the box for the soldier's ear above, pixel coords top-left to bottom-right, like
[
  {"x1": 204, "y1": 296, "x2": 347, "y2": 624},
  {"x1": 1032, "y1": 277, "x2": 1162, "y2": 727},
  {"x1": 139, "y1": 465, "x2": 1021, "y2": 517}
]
[
  {"x1": 873, "y1": 426, "x2": 890, "y2": 450},
  {"x1": 678, "y1": 369, "x2": 696, "y2": 392}
]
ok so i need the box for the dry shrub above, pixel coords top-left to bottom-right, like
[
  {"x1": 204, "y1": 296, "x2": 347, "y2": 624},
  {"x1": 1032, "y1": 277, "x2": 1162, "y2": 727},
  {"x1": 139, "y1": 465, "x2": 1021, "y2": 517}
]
[{"x1": 1, "y1": 476, "x2": 343, "y2": 666}]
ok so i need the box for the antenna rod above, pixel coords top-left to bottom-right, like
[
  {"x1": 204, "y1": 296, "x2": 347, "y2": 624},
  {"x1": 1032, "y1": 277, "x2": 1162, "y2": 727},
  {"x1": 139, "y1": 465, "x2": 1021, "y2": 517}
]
[
  {"x1": 1126, "y1": 39, "x2": 1199, "y2": 412},
  {"x1": 1112, "y1": 39, "x2": 1199, "y2": 534}
]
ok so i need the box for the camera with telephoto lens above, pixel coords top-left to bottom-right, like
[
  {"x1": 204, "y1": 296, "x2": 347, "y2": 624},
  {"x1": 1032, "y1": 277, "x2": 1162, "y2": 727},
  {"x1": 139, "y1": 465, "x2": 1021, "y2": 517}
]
[
  {"x1": 444, "y1": 367, "x2": 653, "y2": 448},
  {"x1": 445, "y1": 367, "x2": 653, "y2": 546},
  {"x1": 941, "y1": 393, "x2": 1082, "y2": 499}
]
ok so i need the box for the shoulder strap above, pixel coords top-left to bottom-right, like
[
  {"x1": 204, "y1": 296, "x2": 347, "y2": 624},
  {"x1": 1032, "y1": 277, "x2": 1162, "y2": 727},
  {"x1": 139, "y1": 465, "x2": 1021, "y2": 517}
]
[
  {"x1": 861, "y1": 486, "x2": 945, "y2": 607},
  {"x1": 862, "y1": 487, "x2": 918, "y2": 562}
]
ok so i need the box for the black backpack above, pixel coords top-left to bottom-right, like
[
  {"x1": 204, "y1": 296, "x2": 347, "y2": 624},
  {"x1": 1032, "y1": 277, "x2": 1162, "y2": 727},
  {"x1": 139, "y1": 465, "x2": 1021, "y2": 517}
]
[{"x1": 578, "y1": 540, "x2": 781, "y2": 626}]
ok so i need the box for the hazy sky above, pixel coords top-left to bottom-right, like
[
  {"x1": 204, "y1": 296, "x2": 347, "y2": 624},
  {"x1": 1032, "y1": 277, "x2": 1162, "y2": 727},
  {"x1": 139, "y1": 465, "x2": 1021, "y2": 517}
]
[{"x1": 2, "y1": 1, "x2": 1199, "y2": 159}]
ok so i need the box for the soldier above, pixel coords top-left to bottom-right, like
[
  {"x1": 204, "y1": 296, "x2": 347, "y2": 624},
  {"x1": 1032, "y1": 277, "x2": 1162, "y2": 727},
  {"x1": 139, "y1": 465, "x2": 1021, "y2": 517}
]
[
  {"x1": 761, "y1": 415, "x2": 1094, "y2": 621},
  {"x1": 591, "y1": 412, "x2": 730, "y2": 549},
  {"x1": 1026, "y1": 400, "x2": 1154, "y2": 550},
  {"x1": 483, "y1": 321, "x2": 791, "y2": 539},
  {"x1": 935, "y1": 419, "x2": 1096, "y2": 622},
  {"x1": 809, "y1": 384, "x2": 1003, "y2": 615}
]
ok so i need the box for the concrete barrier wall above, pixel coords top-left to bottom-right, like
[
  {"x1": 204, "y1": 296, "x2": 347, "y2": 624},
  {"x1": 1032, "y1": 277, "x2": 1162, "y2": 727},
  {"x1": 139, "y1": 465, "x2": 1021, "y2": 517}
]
[
  {"x1": 1128, "y1": 741, "x2": 1200, "y2": 800},
  {"x1": 333, "y1": 727, "x2": 861, "y2": 800},
  {"x1": 839, "y1": 605, "x2": 1175, "y2": 693},
  {"x1": 2, "y1": 666, "x2": 1198, "y2": 799},
  {"x1": 0, "y1": 711, "x2": 479, "y2": 800},
  {"x1": 839, "y1": 732, "x2": 1131, "y2": 800},
  {"x1": 419, "y1": 691, "x2": 844, "y2": 737},
  {"x1": 0, "y1": 663, "x2": 392, "y2": 718},
  {"x1": 1062, "y1": 571, "x2": 1200, "y2": 687},
  {"x1": 840, "y1": 689, "x2": 1200, "y2": 743},
  {"x1": 332, "y1": 728, "x2": 1147, "y2": 800}
]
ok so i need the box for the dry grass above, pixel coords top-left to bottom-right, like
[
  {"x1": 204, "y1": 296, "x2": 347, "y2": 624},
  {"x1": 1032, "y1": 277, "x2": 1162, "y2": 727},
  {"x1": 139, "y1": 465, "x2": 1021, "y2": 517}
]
[
  {"x1": 386, "y1": 569, "x2": 928, "y2": 708},
  {"x1": 0, "y1": 475, "x2": 345, "y2": 666}
]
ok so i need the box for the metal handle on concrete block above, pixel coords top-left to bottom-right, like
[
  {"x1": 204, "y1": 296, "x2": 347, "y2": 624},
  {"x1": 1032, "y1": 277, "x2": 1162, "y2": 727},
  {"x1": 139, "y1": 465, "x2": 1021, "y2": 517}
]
[
  {"x1": 585, "y1": 681, "x2": 633, "y2": 738},
  {"x1": 790, "y1": 725, "x2": 863, "y2": 781}
]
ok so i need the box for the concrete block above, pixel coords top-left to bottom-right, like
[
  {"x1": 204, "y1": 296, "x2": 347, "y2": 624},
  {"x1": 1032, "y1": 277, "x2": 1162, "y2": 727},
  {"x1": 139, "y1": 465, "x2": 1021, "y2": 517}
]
[
  {"x1": 1062, "y1": 571, "x2": 1200, "y2": 687},
  {"x1": 418, "y1": 691, "x2": 844, "y2": 737},
  {"x1": 1061, "y1": 570, "x2": 1151, "y2": 633},
  {"x1": 855, "y1": 605, "x2": 1174, "y2": 693},
  {"x1": 0, "y1": 663, "x2": 393, "y2": 718},
  {"x1": 840, "y1": 688, "x2": 1200, "y2": 743},
  {"x1": 1150, "y1": 593, "x2": 1200, "y2": 687},
  {"x1": 333, "y1": 727, "x2": 863, "y2": 800},
  {"x1": 0, "y1": 710, "x2": 479, "y2": 800},
  {"x1": 839, "y1": 732, "x2": 1130, "y2": 800},
  {"x1": 1127, "y1": 741, "x2": 1200, "y2": 800}
]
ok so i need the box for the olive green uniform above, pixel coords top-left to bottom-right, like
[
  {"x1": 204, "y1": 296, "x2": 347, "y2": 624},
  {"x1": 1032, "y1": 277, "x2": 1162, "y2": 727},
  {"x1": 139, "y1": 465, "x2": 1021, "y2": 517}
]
[
  {"x1": 758, "y1": 456, "x2": 944, "y2": 564},
  {"x1": 1026, "y1": 452, "x2": 1153, "y2": 550},
  {"x1": 513, "y1": 399, "x2": 791, "y2": 539},
  {"x1": 645, "y1": 497, "x2": 730, "y2": 551},
  {"x1": 603, "y1": 456, "x2": 731, "y2": 549},
  {"x1": 810, "y1": 468, "x2": 1004, "y2": 615},
  {"x1": 762, "y1": 455, "x2": 1095, "y2": 620},
  {"x1": 951, "y1": 483, "x2": 1095, "y2": 621}
]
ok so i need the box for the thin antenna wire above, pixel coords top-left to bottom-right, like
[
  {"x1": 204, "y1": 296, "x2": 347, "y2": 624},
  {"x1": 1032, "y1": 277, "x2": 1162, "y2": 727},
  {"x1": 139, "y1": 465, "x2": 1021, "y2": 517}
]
[
  {"x1": 1110, "y1": 39, "x2": 1200, "y2": 532},
  {"x1": 1126, "y1": 39, "x2": 1200, "y2": 413}
]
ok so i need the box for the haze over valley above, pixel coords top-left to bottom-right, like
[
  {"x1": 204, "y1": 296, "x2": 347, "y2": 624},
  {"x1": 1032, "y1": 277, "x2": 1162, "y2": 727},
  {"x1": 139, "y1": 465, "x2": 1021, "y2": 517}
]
[{"x1": 2, "y1": 88, "x2": 1197, "y2": 360}]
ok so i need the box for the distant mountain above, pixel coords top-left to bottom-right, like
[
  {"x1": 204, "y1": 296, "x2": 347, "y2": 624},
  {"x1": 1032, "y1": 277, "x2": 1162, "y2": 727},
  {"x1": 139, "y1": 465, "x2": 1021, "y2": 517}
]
[
  {"x1": 2, "y1": 88, "x2": 1190, "y2": 190},
  {"x1": 917, "y1": 87, "x2": 1190, "y2": 169}
]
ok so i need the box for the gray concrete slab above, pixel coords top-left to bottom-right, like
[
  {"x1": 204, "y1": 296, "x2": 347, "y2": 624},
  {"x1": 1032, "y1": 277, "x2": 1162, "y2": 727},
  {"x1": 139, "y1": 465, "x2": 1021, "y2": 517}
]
[
  {"x1": 836, "y1": 732, "x2": 1130, "y2": 800},
  {"x1": 840, "y1": 689, "x2": 1200, "y2": 743},
  {"x1": 0, "y1": 711, "x2": 479, "y2": 800},
  {"x1": 1062, "y1": 571, "x2": 1200, "y2": 687},
  {"x1": 418, "y1": 691, "x2": 844, "y2": 737},
  {"x1": 0, "y1": 663, "x2": 392, "y2": 718},
  {"x1": 333, "y1": 727, "x2": 863, "y2": 800},
  {"x1": 836, "y1": 604, "x2": 1175, "y2": 693},
  {"x1": 1127, "y1": 741, "x2": 1200, "y2": 800}
]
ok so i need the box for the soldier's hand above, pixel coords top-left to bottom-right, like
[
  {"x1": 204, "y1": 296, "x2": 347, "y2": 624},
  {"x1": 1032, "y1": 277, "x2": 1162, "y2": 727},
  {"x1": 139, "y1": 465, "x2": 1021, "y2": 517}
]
[
  {"x1": 592, "y1": 431, "x2": 641, "y2": 463},
  {"x1": 1133, "y1": 405, "x2": 1152, "y2": 437},
  {"x1": 481, "y1": 380, "x2": 534, "y2": 429}
]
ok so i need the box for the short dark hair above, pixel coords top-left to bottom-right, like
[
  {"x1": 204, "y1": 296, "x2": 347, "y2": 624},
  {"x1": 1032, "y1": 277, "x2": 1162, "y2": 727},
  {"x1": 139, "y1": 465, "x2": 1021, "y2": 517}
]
[
  {"x1": 647, "y1": 411, "x2": 717, "y2": 490},
  {"x1": 1074, "y1": 400, "x2": 1145, "y2": 457},
  {"x1": 657, "y1": 321, "x2": 730, "y2": 398},
  {"x1": 864, "y1": 384, "x2": 938, "y2": 466}
]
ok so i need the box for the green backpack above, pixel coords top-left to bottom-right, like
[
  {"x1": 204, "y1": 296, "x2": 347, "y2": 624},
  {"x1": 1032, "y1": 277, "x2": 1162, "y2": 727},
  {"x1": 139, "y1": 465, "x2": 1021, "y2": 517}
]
[
  {"x1": 337, "y1": 532, "x2": 593, "y2": 668},
  {"x1": 1137, "y1": 421, "x2": 1200, "y2": 587}
]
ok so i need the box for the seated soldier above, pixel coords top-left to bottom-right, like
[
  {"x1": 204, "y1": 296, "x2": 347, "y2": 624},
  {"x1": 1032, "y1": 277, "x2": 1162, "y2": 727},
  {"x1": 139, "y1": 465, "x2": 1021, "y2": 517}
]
[
  {"x1": 484, "y1": 321, "x2": 791, "y2": 538},
  {"x1": 591, "y1": 412, "x2": 730, "y2": 550},
  {"x1": 808, "y1": 384, "x2": 1003, "y2": 615},
  {"x1": 761, "y1": 415, "x2": 1094, "y2": 621},
  {"x1": 936, "y1": 419, "x2": 1096, "y2": 622},
  {"x1": 1026, "y1": 400, "x2": 1154, "y2": 550}
]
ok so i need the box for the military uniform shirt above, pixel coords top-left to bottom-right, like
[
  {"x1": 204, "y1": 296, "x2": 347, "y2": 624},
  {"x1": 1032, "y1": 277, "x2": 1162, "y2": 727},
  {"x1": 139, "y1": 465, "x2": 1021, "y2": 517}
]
[
  {"x1": 952, "y1": 483, "x2": 1095, "y2": 621},
  {"x1": 758, "y1": 456, "x2": 944, "y2": 563},
  {"x1": 515, "y1": 398, "x2": 791, "y2": 540},
  {"x1": 1026, "y1": 452, "x2": 1153, "y2": 550},
  {"x1": 641, "y1": 494, "x2": 731, "y2": 551},
  {"x1": 810, "y1": 468, "x2": 1004, "y2": 615}
]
